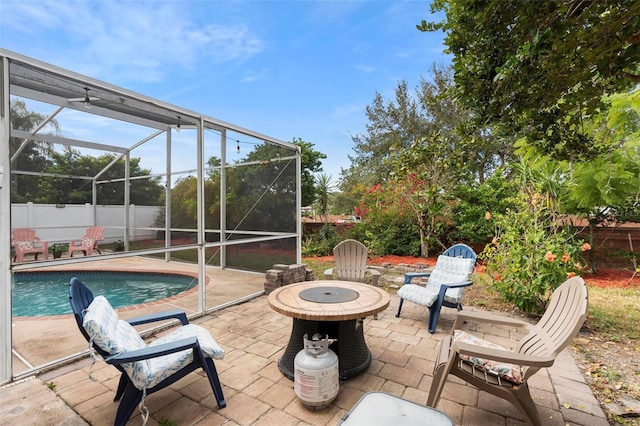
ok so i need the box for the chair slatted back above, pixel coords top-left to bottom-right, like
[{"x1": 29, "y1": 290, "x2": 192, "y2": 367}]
[
  {"x1": 442, "y1": 243, "x2": 477, "y2": 260},
  {"x1": 518, "y1": 276, "x2": 588, "y2": 371},
  {"x1": 11, "y1": 228, "x2": 37, "y2": 243},
  {"x1": 69, "y1": 277, "x2": 96, "y2": 343},
  {"x1": 85, "y1": 226, "x2": 104, "y2": 242},
  {"x1": 333, "y1": 239, "x2": 369, "y2": 282}
]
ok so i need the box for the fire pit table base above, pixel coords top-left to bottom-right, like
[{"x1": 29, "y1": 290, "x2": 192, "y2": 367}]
[{"x1": 278, "y1": 318, "x2": 371, "y2": 381}]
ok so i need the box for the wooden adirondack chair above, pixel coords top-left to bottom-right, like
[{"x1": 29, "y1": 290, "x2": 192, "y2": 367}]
[
  {"x1": 11, "y1": 228, "x2": 49, "y2": 263},
  {"x1": 324, "y1": 239, "x2": 381, "y2": 286},
  {"x1": 68, "y1": 226, "x2": 104, "y2": 257},
  {"x1": 427, "y1": 276, "x2": 588, "y2": 426}
]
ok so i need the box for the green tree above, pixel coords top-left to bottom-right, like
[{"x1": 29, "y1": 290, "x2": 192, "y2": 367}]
[
  {"x1": 343, "y1": 65, "x2": 512, "y2": 193},
  {"x1": 162, "y1": 175, "x2": 220, "y2": 231},
  {"x1": 450, "y1": 170, "x2": 519, "y2": 245},
  {"x1": 423, "y1": 0, "x2": 640, "y2": 160},
  {"x1": 226, "y1": 143, "x2": 297, "y2": 232},
  {"x1": 37, "y1": 149, "x2": 163, "y2": 205},
  {"x1": 343, "y1": 65, "x2": 511, "y2": 256},
  {"x1": 314, "y1": 173, "x2": 334, "y2": 222},
  {"x1": 9, "y1": 99, "x2": 58, "y2": 202},
  {"x1": 292, "y1": 138, "x2": 326, "y2": 207},
  {"x1": 347, "y1": 182, "x2": 420, "y2": 257},
  {"x1": 388, "y1": 137, "x2": 458, "y2": 257}
]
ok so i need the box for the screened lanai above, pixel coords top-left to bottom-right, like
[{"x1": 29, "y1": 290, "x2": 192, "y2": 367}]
[{"x1": 1, "y1": 49, "x2": 302, "y2": 384}]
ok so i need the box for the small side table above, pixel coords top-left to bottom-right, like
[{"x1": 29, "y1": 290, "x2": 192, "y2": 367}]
[{"x1": 339, "y1": 392, "x2": 454, "y2": 425}]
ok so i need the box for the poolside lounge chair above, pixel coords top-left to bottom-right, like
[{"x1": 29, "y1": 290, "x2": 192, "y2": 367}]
[
  {"x1": 324, "y1": 239, "x2": 381, "y2": 286},
  {"x1": 427, "y1": 276, "x2": 588, "y2": 426},
  {"x1": 11, "y1": 228, "x2": 49, "y2": 263},
  {"x1": 396, "y1": 243, "x2": 477, "y2": 333},
  {"x1": 69, "y1": 278, "x2": 226, "y2": 426},
  {"x1": 68, "y1": 225, "x2": 104, "y2": 257}
]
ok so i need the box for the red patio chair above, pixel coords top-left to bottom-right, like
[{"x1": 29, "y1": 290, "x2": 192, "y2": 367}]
[
  {"x1": 68, "y1": 225, "x2": 104, "y2": 257},
  {"x1": 11, "y1": 228, "x2": 49, "y2": 263}
]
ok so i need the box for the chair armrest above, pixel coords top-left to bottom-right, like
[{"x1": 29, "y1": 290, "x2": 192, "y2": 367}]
[
  {"x1": 127, "y1": 309, "x2": 189, "y2": 326},
  {"x1": 367, "y1": 269, "x2": 381, "y2": 276},
  {"x1": 453, "y1": 341, "x2": 554, "y2": 368},
  {"x1": 439, "y1": 280, "x2": 473, "y2": 290},
  {"x1": 106, "y1": 336, "x2": 198, "y2": 364},
  {"x1": 452, "y1": 310, "x2": 530, "y2": 330},
  {"x1": 367, "y1": 268, "x2": 381, "y2": 286},
  {"x1": 324, "y1": 268, "x2": 334, "y2": 279},
  {"x1": 403, "y1": 271, "x2": 432, "y2": 285},
  {"x1": 436, "y1": 280, "x2": 473, "y2": 300}
]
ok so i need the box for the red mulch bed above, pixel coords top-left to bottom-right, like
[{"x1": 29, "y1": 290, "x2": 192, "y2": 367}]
[{"x1": 308, "y1": 255, "x2": 640, "y2": 288}]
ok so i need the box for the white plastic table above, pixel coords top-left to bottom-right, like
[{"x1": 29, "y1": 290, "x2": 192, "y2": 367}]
[{"x1": 339, "y1": 392, "x2": 454, "y2": 425}]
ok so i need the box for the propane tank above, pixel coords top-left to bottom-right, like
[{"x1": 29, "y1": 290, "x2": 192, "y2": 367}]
[{"x1": 294, "y1": 333, "x2": 339, "y2": 409}]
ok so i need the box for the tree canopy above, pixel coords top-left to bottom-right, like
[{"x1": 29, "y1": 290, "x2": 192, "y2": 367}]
[
  {"x1": 344, "y1": 64, "x2": 512, "y2": 190},
  {"x1": 292, "y1": 138, "x2": 326, "y2": 207},
  {"x1": 10, "y1": 100, "x2": 165, "y2": 205},
  {"x1": 423, "y1": 0, "x2": 640, "y2": 160}
]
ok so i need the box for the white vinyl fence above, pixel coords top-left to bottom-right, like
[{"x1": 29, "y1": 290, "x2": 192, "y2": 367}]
[{"x1": 10, "y1": 203, "x2": 161, "y2": 244}]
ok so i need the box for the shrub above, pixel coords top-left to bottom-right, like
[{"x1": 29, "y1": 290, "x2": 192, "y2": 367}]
[
  {"x1": 346, "y1": 216, "x2": 420, "y2": 257},
  {"x1": 451, "y1": 171, "x2": 519, "y2": 245},
  {"x1": 481, "y1": 192, "x2": 589, "y2": 314},
  {"x1": 301, "y1": 223, "x2": 340, "y2": 256}
]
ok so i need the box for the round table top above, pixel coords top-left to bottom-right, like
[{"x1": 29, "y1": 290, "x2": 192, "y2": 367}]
[{"x1": 268, "y1": 280, "x2": 390, "y2": 321}]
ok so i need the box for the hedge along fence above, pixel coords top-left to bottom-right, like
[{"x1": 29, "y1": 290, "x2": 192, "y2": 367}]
[{"x1": 303, "y1": 216, "x2": 640, "y2": 270}]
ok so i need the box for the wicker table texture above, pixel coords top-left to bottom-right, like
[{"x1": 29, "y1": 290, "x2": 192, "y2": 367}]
[{"x1": 268, "y1": 281, "x2": 390, "y2": 380}]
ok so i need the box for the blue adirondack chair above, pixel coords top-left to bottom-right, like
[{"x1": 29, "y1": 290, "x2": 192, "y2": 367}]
[
  {"x1": 396, "y1": 243, "x2": 477, "y2": 333},
  {"x1": 69, "y1": 277, "x2": 226, "y2": 426}
]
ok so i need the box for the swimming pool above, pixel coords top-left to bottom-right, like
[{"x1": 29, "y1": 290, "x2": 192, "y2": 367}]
[{"x1": 12, "y1": 271, "x2": 197, "y2": 317}]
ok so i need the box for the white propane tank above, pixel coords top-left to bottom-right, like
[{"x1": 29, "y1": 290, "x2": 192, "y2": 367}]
[{"x1": 294, "y1": 333, "x2": 339, "y2": 409}]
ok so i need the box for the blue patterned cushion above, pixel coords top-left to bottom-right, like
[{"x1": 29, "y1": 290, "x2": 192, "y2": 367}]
[
  {"x1": 140, "y1": 325, "x2": 225, "y2": 389},
  {"x1": 398, "y1": 255, "x2": 475, "y2": 305},
  {"x1": 83, "y1": 296, "x2": 224, "y2": 390},
  {"x1": 82, "y1": 296, "x2": 143, "y2": 354},
  {"x1": 153, "y1": 324, "x2": 225, "y2": 359},
  {"x1": 83, "y1": 296, "x2": 152, "y2": 388}
]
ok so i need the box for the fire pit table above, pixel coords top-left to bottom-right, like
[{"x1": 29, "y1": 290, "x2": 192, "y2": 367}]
[{"x1": 268, "y1": 280, "x2": 390, "y2": 380}]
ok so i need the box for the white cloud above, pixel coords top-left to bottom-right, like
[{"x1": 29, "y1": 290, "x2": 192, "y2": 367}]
[
  {"x1": 3, "y1": 0, "x2": 265, "y2": 84},
  {"x1": 356, "y1": 64, "x2": 376, "y2": 73},
  {"x1": 240, "y1": 67, "x2": 269, "y2": 83}
]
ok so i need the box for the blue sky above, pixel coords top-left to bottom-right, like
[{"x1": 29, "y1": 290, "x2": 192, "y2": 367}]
[{"x1": 1, "y1": 0, "x2": 449, "y2": 181}]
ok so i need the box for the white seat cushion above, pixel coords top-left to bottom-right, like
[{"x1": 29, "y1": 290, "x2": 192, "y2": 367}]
[
  {"x1": 397, "y1": 284, "x2": 439, "y2": 307},
  {"x1": 398, "y1": 255, "x2": 475, "y2": 305}
]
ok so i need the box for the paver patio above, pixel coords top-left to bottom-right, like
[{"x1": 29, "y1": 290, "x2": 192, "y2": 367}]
[{"x1": 2, "y1": 292, "x2": 609, "y2": 425}]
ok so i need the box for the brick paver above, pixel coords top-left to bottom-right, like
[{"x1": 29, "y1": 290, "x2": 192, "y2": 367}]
[{"x1": 3, "y1": 293, "x2": 610, "y2": 425}]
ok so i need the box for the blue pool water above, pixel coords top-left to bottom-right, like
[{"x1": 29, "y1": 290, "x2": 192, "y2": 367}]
[{"x1": 12, "y1": 271, "x2": 197, "y2": 317}]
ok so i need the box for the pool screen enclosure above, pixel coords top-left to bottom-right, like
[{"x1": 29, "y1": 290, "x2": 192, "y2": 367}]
[{"x1": 0, "y1": 49, "x2": 302, "y2": 384}]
